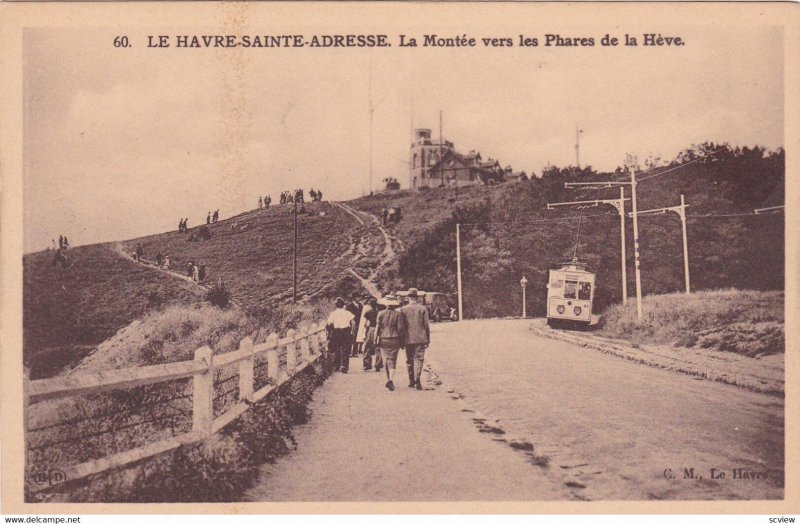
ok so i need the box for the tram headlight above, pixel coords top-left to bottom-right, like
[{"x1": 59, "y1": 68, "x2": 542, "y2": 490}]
[
  {"x1": 557, "y1": 305, "x2": 566, "y2": 314},
  {"x1": 574, "y1": 306, "x2": 583, "y2": 316}
]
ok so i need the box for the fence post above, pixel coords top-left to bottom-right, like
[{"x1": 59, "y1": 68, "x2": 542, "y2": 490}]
[
  {"x1": 266, "y1": 332, "x2": 279, "y2": 385},
  {"x1": 307, "y1": 323, "x2": 318, "y2": 355},
  {"x1": 300, "y1": 327, "x2": 310, "y2": 361},
  {"x1": 192, "y1": 346, "x2": 214, "y2": 436},
  {"x1": 238, "y1": 337, "x2": 254, "y2": 402},
  {"x1": 285, "y1": 329, "x2": 297, "y2": 375}
]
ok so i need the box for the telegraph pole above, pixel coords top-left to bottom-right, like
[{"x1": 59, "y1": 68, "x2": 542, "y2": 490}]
[
  {"x1": 456, "y1": 223, "x2": 463, "y2": 321},
  {"x1": 630, "y1": 169, "x2": 643, "y2": 320},
  {"x1": 439, "y1": 110, "x2": 444, "y2": 187},
  {"x1": 549, "y1": 192, "x2": 630, "y2": 304},
  {"x1": 629, "y1": 194, "x2": 691, "y2": 295}
]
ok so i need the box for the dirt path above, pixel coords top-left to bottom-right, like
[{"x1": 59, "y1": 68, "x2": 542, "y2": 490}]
[{"x1": 245, "y1": 362, "x2": 566, "y2": 501}]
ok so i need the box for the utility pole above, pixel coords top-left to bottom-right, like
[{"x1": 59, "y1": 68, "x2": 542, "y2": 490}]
[
  {"x1": 368, "y1": 59, "x2": 373, "y2": 195},
  {"x1": 293, "y1": 197, "x2": 298, "y2": 303},
  {"x1": 562, "y1": 179, "x2": 640, "y2": 318},
  {"x1": 456, "y1": 223, "x2": 463, "y2": 321},
  {"x1": 629, "y1": 194, "x2": 691, "y2": 295},
  {"x1": 630, "y1": 170, "x2": 643, "y2": 319},
  {"x1": 549, "y1": 192, "x2": 630, "y2": 304}
]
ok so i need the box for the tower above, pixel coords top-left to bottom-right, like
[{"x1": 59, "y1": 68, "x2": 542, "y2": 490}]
[{"x1": 409, "y1": 128, "x2": 454, "y2": 189}]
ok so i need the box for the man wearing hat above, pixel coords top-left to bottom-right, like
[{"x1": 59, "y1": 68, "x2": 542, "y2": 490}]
[
  {"x1": 326, "y1": 297, "x2": 356, "y2": 373},
  {"x1": 399, "y1": 288, "x2": 431, "y2": 390},
  {"x1": 375, "y1": 294, "x2": 406, "y2": 391}
]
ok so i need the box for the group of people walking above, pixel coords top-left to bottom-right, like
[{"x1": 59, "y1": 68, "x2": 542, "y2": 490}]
[
  {"x1": 207, "y1": 210, "x2": 220, "y2": 224},
  {"x1": 177, "y1": 218, "x2": 190, "y2": 232},
  {"x1": 326, "y1": 288, "x2": 430, "y2": 391},
  {"x1": 186, "y1": 260, "x2": 207, "y2": 283},
  {"x1": 278, "y1": 188, "x2": 324, "y2": 206},
  {"x1": 257, "y1": 196, "x2": 272, "y2": 210}
]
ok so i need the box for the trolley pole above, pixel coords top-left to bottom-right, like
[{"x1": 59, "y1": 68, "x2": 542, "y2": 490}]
[
  {"x1": 456, "y1": 223, "x2": 464, "y2": 322},
  {"x1": 630, "y1": 169, "x2": 643, "y2": 321}
]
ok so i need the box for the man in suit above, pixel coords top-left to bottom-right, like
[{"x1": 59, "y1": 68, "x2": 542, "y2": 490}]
[{"x1": 399, "y1": 288, "x2": 430, "y2": 390}]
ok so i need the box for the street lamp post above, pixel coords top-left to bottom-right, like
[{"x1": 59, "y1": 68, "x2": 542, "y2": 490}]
[{"x1": 520, "y1": 276, "x2": 528, "y2": 318}]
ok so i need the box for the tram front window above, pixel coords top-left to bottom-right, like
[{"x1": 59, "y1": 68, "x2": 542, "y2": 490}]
[
  {"x1": 564, "y1": 281, "x2": 578, "y2": 299},
  {"x1": 578, "y1": 282, "x2": 591, "y2": 300}
]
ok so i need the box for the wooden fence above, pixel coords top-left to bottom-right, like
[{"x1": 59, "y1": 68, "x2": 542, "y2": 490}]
[{"x1": 25, "y1": 323, "x2": 328, "y2": 494}]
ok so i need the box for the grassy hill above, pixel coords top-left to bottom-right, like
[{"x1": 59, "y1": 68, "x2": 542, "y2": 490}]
[
  {"x1": 23, "y1": 201, "x2": 379, "y2": 378},
  {"x1": 120, "y1": 201, "x2": 378, "y2": 309},
  {"x1": 23, "y1": 245, "x2": 205, "y2": 378}
]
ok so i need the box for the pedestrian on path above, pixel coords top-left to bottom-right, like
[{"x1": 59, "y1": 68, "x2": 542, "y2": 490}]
[
  {"x1": 346, "y1": 292, "x2": 363, "y2": 357},
  {"x1": 326, "y1": 297, "x2": 355, "y2": 373},
  {"x1": 400, "y1": 288, "x2": 430, "y2": 390},
  {"x1": 375, "y1": 295, "x2": 406, "y2": 391},
  {"x1": 361, "y1": 298, "x2": 381, "y2": 371}
]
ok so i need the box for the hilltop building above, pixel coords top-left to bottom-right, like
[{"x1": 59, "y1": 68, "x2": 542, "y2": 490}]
[{"x1": 409, "y1": 128, "x2": 511, "y2": 189}]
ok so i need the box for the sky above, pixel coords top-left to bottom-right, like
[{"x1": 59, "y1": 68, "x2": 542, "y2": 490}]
[{"x1": 23, "y1": 23, "x2": 783, "y2": 252}]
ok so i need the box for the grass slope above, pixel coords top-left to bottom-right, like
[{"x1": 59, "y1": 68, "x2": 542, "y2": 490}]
[
  {"x1": 23, "y1": 245, "x2": 204, "y2": 378},
  {"x1": 24, "y1": 201, "x2": 376, "y2": 378},
  {"x1": 597, "y1": 289, "x2": 784, "y2": 356}
]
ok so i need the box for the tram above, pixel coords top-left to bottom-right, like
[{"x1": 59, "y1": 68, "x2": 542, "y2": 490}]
[{"x1": 546, "y1": 259, "x2": 596, "y2": 328}]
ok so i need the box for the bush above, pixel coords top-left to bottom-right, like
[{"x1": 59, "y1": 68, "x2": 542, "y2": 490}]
[{"x1": 206, "y1": 280, "x2": 231, "y2": 308}]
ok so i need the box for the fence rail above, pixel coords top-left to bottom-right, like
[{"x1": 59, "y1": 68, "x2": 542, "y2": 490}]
[{"x1": 25, "y1": 322, "x2": 328, "y2": 493}]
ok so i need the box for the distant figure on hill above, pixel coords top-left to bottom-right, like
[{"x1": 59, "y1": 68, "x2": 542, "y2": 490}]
[
  {"x1": 178, "y1": 218, "x2": 183, "y2": 232},
  {"x1": 265, "y1": 195, "x2": 271, "y2": 208},
  {"x1": 213, "y1": 209, "x2": 219, "y2": 223},
  {"x1": 309, "y1": 189, "x2": 317, "y2": 201},
  {"x1": 381, "y1": 208, "x2": 388, "y2": 226},
  {"x1": 63, "y1": 236, "x2": 70, "y2": 249},
  {"x1": 134, "y1": 243, "x2": 143, "y2": 261},
  {"x1": 51, "y1": 239, "x2": 56, "y2": 251},
  {"x1": 193, "y1": 263, "x2": 200, "y2": 282},
  {"x1": 326, "y1": 297, "x2": 355, "y2": 374},
  {"x1": 187, "y1": 261, "x2": 194, "y2": 278},
  {"x1": 207, "y1": 212, "x2": 211, "y2": 225},
  {"x1": 198, "y1": 262, "x2": 206, "y2": 282},
  {"x1": 258, "y1": 196, "x2": 263, "y2": 209},
  {"x1": 162, "y1": 255, "x2": 170, "y2": 270},
  {"x1": 58, "y1": 235, "x2": 64, "y2": 249},
  {"x1": 155, "y1": 252, "x2": 164, "y2": 266},
  {"x1": 317, "y1": 190, "x2": 323, "y2": 201}
]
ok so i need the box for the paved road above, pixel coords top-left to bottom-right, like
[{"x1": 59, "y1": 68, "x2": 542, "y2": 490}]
[
  {"x1": 428, "y1": 319, "x2": 784, "y2": 500},
  {"x1": 246, "y1": 359, "x2": 567, "y2": 501}
]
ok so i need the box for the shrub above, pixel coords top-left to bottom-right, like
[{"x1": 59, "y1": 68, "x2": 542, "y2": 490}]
[{"x1": 206, "y1": 280, "x2": 231, "y2": 308}]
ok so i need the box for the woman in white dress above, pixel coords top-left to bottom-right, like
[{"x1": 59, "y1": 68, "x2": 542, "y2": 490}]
[{"x1": 354, "y1": 300, "x2": 371, "y2": 353}]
